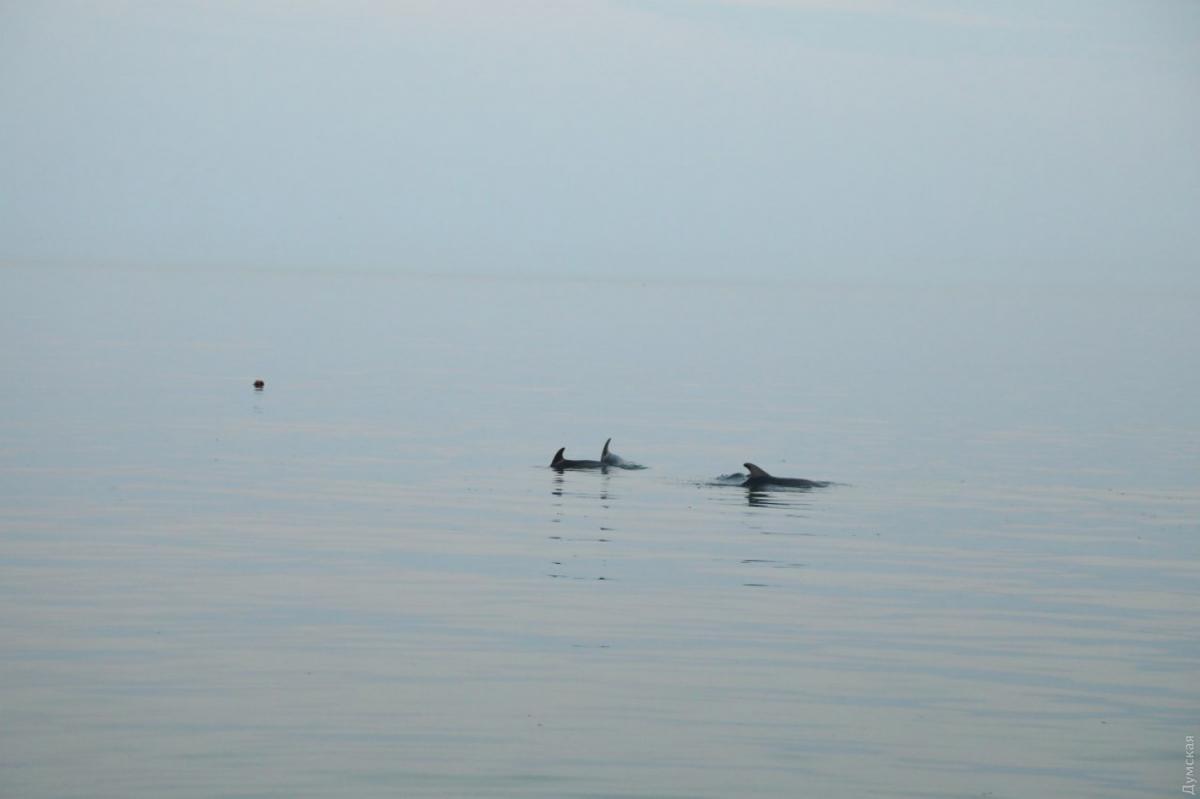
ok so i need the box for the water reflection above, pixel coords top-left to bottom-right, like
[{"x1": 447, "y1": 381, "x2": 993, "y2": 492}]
[
  {"x1": 550, "y1": 469, "x2": 614, "y2": 500},
  {"x1": 746, "y1": 486, "x2": 819, "y2": 508}
]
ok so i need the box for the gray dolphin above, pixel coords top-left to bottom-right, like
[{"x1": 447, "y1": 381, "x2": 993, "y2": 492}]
[
  {"x1": 602, "y1": 438, "x2": 648, "y2": 469},
  {"x1": 742, "y1": 463, "x2": 830, "y2": 489},
  {"x1": 600, "y1": 438, "x2": 624, "y2": 466},
  {"x1": 550, "y1": 447, "x2": 604, "y2": 470}
]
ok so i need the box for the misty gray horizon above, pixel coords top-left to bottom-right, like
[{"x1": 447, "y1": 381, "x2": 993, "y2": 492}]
[{"x1": 2, "y1": 0, "x2": 1198, "y2": 285}]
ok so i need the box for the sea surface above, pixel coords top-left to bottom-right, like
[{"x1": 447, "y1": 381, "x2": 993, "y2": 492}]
[{"x1": 1, "y1": 264, "x2": 1197, "y2": 798}]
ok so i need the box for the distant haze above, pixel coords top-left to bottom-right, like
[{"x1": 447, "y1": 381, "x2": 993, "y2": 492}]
[{"x1": 2, "y1": 0, "x2": 1198, "y2": 283}]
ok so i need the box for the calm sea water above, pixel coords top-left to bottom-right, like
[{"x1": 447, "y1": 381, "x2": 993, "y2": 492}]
[{"x1": 2, "y1": 264, "x2": 1197, "y2": 798}]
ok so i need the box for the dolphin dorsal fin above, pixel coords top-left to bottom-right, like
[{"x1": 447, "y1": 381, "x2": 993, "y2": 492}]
[
  {"x1": 602, "y1": 438, "x2": 612, "y2": 459},
  {"x1": 552, "y1": 447, "x2": 566, "y2": 466},
  {"x1": 744, "y1": 463, "x2": 770, "y2": 478}
]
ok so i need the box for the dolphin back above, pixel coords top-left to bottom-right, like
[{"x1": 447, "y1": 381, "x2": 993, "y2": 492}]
[
  {"x1": 742, "y1": 461, "x2": 830, "y2": 489},
  {"x1": 601, "y1": 437, "x2": 646, "y2": 469}
]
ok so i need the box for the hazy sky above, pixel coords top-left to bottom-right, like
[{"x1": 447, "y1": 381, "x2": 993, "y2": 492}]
[{"x1": 2, "y1": 0, "x2": 1197, "y2": 282}]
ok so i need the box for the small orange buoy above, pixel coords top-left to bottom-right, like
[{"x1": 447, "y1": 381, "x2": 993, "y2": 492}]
[{"x1": 253, "y1": 379, "x2": 265, "y2": 390}]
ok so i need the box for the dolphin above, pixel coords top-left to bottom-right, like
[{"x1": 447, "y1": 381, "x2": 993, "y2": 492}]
[
  {"x1": 602, "y1": 438, "x2": 648, "y2": 469},
  {"x1": 600, "y1": 438, "x2": 625, "y2": 466},
  {"x1": 550, "y1": 447, "x2": 605, "y2": 470},
  {"x1": 741, "y1": 463, "x2": 830, "y2": 489}
]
